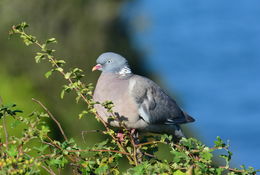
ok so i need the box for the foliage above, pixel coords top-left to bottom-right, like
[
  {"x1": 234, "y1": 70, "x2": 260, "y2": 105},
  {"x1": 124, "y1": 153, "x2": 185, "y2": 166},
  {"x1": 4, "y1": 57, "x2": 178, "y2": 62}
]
[
  {"x1": 1, "y1": 0, "x2": 139, "y2": 145},
  {"x1": 0, "y1": 22, "x2": 258, "y2": 174}
]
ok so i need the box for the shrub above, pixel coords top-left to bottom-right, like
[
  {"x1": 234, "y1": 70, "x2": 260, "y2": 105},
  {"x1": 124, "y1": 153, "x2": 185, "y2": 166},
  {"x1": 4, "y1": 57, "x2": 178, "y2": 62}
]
[{"x1": 0, "y1": 22, "x2": 258, "y2": 174}]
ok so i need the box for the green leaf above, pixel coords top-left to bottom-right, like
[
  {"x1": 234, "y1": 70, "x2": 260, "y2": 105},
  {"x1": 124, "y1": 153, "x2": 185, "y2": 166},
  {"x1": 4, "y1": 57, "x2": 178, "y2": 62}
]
[
  {"x1": 60, "y1": 85, "x2": 73, "y2": 99},
  {"x1": 33, "y1": 145, "x2": 49, "y2": 153},
  {"x1": 20, "y1": 22, "x2": 29, "y2": 29},
  {"x1": 220, "y1": 150, "x2": 233, "y2": 168},
  {"x1": 216, "y1": 167, "x2": 224, "y2": 175},
  {"x1": 39, "y1": 125, "x2": 50, "y2": 139},
  {"x1": 41, "y1": 44, "x2": 46, "y2": 52},
  {"x1": 171, "y1": 151, "x2": 188, "y2": 163},
  {"x1": 64, "y1": 72, "x2": 71, "y2": 79},
  {"x1": 45, "y1": 70, "x2": 53, "y2": 78},
  {"x1": 46, "y1": 38, "x2": 57, "y2": 44},
  {"x1": 56, "y1": 60, "x2": 66, "y2": 66},
  {"x1": 35, "y1": 52, "x2": 45, "y2": 63},
  {"x1": 214, "y1": 136, "x2": 226, "y2": 148},
  {"x1": 60, "y1": 89, "x2": 65, "y2": 99},
  {"x1": 95, "y1": 164, "x2": 109, "y2": 174},
  {"x1": 14, "y1": 22, "x2": 29, "y2": 30},
  {"x1": 173, "y1": 170, "x2": 186, "y2": 175},
  {"x1": 6, "y1": 145, "x2": 18, "y2": 157},
  {"x1": 79, "y1": 110, "x2": 88, "y2": 119},
  {"x1": 55, "y1": 67, "x2": 63, "y2": 72},
  {"x1": 10, "y1": 120, "x2": 22, "y2": 128},
  {"x1": 46, "y1": 49, "x2": 55, "y2": 54},
  {"x1": 200, "y1": 150, "x2": 213, "y2": 163},
  {"x1": 76, "y1": 94, "x2": 81, "y2": 103},
  {"x1": 49, "y1": 157, "x2": 68, "y2": 168}
]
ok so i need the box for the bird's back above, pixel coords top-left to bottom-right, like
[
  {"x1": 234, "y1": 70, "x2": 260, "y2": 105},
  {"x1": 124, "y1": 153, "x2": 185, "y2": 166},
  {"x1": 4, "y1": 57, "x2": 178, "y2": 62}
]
[{"x1": 129, "y1": 74, "x2": 195, "y2": 125}]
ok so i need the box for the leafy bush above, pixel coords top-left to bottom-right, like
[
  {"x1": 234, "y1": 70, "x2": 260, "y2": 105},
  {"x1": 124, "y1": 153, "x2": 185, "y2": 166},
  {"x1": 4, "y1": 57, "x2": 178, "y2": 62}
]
[{"x1": 0, "y1": 22, "x2": 258, "y2": 174}]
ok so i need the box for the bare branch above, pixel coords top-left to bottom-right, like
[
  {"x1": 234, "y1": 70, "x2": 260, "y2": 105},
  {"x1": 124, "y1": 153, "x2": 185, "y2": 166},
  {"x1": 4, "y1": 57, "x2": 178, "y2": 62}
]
[
  {"x1": 41, "y1": 165, "x2": 57, "y2": 175},
  {"x1": 81, "y1": 130, "x2": 101, "y2": 144},
  {"x1": 68, "y1": 148, "x2": 130, "y2": 156},
  {"x1": 32, "y1": 98, "x2": 68, "y2": 141},
  {"x1": 2, "y1": 115, "x2": 9, "y2": 148}
]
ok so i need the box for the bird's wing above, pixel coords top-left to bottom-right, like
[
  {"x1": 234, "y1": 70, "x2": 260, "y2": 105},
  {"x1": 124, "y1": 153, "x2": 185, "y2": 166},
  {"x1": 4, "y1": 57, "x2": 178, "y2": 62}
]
[{"x1": 130, "y1": 75, "x2": 195, "y2": 125}]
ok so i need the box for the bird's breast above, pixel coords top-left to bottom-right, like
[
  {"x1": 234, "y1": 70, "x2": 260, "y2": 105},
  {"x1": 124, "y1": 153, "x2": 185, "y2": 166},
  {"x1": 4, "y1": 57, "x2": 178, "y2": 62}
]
[{"x1": 93, "y1": 73, "x2": 140, "y2": 127}]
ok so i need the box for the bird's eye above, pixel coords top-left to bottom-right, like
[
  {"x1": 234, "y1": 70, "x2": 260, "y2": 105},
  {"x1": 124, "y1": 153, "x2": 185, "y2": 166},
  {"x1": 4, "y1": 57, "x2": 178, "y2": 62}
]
[{"x1": 107, "y1": 59, "x2": 112, "y2": 63}]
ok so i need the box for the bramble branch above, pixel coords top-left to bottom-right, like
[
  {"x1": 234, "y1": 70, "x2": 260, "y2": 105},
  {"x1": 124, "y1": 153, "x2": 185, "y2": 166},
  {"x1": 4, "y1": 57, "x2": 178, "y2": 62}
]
[
  {"x1": 10, "y1": 23, "x2": 140, "y2": 165},
  {"x1": 32, "y1": 98, "x2": 68, "y2": 141},
  {"x1": 6, "y1": 22, "x2": 260, "y2": 174}
]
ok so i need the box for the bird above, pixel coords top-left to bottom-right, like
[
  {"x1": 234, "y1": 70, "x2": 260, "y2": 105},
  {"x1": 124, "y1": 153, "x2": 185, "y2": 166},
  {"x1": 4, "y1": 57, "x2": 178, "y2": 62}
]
[{"x1": 92, "y1": 52, "x2": 195, "y2": 139}]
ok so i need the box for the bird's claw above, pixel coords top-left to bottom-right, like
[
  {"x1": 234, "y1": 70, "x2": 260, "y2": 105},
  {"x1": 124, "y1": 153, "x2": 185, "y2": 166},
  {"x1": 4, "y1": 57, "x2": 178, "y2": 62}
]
[{"x1": 116, "y1": 132, "x2": 124, "y2": 142}]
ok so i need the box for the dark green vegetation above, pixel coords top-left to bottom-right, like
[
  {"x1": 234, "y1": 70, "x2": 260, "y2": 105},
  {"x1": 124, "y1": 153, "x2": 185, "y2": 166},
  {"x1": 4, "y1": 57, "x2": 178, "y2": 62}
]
[
  {"x1": 0, "y1": 22, "x2": 258, "y2": 174},
  {"x1": 0, "y1": 0, "x2": 142, "y2": 143}
]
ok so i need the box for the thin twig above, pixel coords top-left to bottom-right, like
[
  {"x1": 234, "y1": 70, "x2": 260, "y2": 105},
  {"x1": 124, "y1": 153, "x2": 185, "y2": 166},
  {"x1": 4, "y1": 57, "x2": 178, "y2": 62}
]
[
  {"x1": 42, "y1": 141, "x2": 57, "y2": 148},
  {"x1": 45, "y1": 135, "x2": 77, "y2": 163},
  {"x1": 136, "y1": 141, "x2": 163, "y2": 147},
  {"x1": 32, "y1": 98, "x2": 68, "y2": 141},
  {"x1": 12, "y1": 27, "x2": 134, "y2": 165},
  {"x1": 81, "y1": 130, "x2": 101, "y2": 144},
  {"x1": 36, "y1": 153, "x2": 53, "y2": 159},
  {"x1": 33, "y1": 35, "x2": 129, "y2": 159},
  {"x1": 219, "y1": 166, "x2": 251, "y2": 173},
  {"x1": 67, "y1": 148, "x2": 130, "y2": 156},
  {"x1": 58, "y1": 168, "x2": 61, "y2": 175},
  {"x1": 24, "y1": 152, "x2": 56, "y2": 175},
  {"x1": 41, "y1": 165, "x2": 57, "y2": 175},
  {"x1": 143, "y1": 152, "x2": 157, "y2": 158},
  {"x1": 2, "y1": 114, "x2": 9, "y2": 148},
  {"x1": 129, "y1": 130, "x2": 138, "y2": 165},
  {"x1": 40, "y1": 42, "x2": 131, "y2": 162}
]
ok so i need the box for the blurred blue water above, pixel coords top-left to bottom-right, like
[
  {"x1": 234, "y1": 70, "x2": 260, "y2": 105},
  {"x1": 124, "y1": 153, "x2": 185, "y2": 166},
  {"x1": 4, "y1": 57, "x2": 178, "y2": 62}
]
[{"x1": 122, "y1": 0, "x2": 260, "y2": 168}]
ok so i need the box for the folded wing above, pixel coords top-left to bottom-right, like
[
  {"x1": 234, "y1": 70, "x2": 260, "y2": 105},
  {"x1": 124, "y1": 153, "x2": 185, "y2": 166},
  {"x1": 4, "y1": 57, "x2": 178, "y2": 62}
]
[{"x1": 130, "y1": 75, "x2": 195, "y2": 125}]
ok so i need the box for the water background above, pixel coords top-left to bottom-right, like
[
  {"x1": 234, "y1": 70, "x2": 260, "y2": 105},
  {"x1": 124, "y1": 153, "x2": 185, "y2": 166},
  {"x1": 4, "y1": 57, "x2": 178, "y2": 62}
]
[{"x1": 122, "y1": 0, "x2": 260, "y2": 168}]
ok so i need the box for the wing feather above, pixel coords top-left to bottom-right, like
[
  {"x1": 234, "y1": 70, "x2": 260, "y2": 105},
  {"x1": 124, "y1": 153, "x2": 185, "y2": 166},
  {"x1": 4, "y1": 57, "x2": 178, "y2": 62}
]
[{"x1": 130, "y1": 75, "x2": 195, "y2": 125}]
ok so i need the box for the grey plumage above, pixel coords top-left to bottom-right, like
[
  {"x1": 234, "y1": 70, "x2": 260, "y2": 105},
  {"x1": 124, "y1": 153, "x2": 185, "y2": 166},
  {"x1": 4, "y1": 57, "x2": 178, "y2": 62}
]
[{"x1": 92, "y1": 52, "x2": 195, "y2": 138}]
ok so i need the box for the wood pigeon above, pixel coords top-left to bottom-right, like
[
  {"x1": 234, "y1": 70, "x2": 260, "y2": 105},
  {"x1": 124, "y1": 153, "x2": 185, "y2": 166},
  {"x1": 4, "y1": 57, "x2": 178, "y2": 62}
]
[{"x1": 92, "y1": 52, "x2": 195, "y2": 138}]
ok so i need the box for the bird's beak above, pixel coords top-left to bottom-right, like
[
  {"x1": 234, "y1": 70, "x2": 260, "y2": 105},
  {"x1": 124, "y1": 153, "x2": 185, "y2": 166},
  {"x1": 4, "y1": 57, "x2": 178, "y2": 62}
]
[{"x1": 92, "y1": 64, "x2": 102, "y2": 71}]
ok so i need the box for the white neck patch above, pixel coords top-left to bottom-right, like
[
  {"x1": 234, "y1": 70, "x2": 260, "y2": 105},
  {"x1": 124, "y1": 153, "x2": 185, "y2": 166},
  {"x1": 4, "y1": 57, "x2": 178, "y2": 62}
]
[{"x1": 118, "y1": 66, "x2": 132, "y2": 76}]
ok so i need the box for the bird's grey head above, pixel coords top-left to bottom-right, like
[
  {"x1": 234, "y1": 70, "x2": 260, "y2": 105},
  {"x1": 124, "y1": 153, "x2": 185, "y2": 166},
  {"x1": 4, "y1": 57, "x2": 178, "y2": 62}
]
[{"x1": 92, "y1": 52, "x2": 131, "y2": 75}]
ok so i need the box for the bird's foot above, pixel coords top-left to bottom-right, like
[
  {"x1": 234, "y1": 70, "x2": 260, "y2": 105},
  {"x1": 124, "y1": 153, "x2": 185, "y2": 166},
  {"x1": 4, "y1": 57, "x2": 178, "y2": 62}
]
[
  {"x1": 116, "y1": 132, "x2": 125, "y2": 142},
  {"x1": 129, "y1": 129, "x2": 140, "y2": 146},
  {"x1": 130, "y1": 128, "x2": 136, "y2": 135}
]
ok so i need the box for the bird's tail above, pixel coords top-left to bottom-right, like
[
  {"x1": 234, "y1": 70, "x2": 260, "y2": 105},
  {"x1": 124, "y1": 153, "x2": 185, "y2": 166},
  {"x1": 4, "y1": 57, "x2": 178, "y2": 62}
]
[{"x1": 183, "y1": 112, "x2": 195, "y2": 123}]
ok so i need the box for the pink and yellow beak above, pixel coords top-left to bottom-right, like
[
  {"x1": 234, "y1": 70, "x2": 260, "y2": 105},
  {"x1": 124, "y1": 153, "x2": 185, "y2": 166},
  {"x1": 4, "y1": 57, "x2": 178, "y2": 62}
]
[{"x1": 92, "y1": 64, "x2": 102, "y2": 71}]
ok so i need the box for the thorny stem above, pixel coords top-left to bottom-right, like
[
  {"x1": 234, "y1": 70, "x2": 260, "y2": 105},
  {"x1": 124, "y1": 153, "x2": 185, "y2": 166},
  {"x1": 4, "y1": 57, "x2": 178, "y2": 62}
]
[
  {"x1": 68, "y1": 149, "x2": 130, "y2": 156},
  {"x1": 129, "y1": 130, "x2": 138, "y2": 165},
  {"x1": 1, "y1": 93, "x2": 9, "y2": 149},
  {"x1": 25, "y1": 153, "x2": 57, "y2": 175},
  {"x1": 15, "y1": 25, "x2": 249, "y2": 170},
  {"x1": 41, "y1": 165, "x2": 57, "y2": 175},
  {"x1": 32, "y1": 98, "x2": 68, "y2": 141},
  {"x1": 7, "y1": 24, "x2": 260, "y2": 175},
  {"x1": 2, "y1": 114, "x2": 9, "y2": 148},
  {"x1": 12, "y1": 25, "x2": 136, "y2": 165},
  {"x1": 136, "y1": 140, "x2": 163, "y2": 147},
  {"x1": 81, "y1": 130, "x2": 101, "y2": 144},
  {"x1": 219, "y1": 166, "x2": 255, "y2": 174},
  {"x1": 43, "y1": 134, "x2": 134, "y2": 171},
  {"x1": 143, "y1": 152, "x2": 157, "y2": 158},
  {"x1": 45, "y1": 135, "x2": 79, "y2": 163}
]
